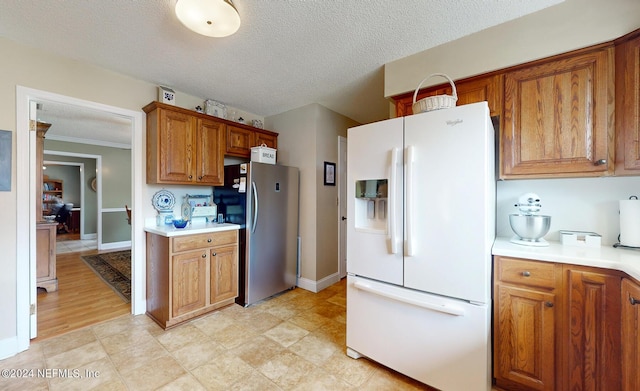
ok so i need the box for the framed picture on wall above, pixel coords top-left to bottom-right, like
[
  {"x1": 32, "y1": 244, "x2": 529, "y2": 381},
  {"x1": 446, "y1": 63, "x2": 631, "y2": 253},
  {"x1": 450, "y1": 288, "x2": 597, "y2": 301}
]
[{"x1": 324, "y1": 161, "x2": 336, "y2": 186}]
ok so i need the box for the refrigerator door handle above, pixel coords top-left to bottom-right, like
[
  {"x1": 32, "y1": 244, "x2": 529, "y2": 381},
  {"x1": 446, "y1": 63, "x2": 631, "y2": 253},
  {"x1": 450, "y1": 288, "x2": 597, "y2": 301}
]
[
  {"x1": 251, "y1": 181, "x2": 259, "y2": 234},
  {"x1": 353, "y1": 281, "x2": 465, "y2": 316},
  {"x1": 388, "y1": 147, "x2": 399, "y2": 254},
  {"x1": 405, "y1": 145, "x2": 415, "y2": 257}
]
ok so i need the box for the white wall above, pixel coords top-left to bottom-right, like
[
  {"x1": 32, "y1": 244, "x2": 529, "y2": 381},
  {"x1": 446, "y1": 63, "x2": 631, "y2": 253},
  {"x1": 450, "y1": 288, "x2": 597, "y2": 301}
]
[
  {"x1": 385, "y1": 0, "x2": 640, "y2": 99},
  {"x1": 266, "y1": 104, "x2": 358, "y2": 288},
  {"x1": 266, "y1": 104, "x2": 318, "y2": 280}
]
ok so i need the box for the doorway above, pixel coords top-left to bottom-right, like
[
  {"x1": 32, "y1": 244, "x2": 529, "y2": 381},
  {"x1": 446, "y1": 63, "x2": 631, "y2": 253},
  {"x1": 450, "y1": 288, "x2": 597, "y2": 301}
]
[{"x1": 16, "y1": 86, "x2": 144, "y2": 349}]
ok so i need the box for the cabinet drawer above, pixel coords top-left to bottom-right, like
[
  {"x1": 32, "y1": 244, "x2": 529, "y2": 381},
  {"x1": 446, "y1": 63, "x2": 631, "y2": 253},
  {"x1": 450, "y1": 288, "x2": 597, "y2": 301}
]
[
  {"x1": 497, "y1": 256, "x2": 560, "y2": 289},
  {"x1": 172, "y1": 230, "x2": 238, "y2": 253}
]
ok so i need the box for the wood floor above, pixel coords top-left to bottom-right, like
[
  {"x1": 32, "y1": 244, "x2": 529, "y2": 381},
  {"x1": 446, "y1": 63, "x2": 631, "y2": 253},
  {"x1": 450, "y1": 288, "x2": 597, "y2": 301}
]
[{"x1": 35, "y1": 246, "x2": 130, "y2": 342}]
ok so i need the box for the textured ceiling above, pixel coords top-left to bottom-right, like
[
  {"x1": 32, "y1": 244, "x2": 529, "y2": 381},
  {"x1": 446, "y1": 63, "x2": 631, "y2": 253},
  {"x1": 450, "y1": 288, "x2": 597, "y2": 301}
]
[{"x1": 1, "y1": 0, "x2": 563, "y2": 145}]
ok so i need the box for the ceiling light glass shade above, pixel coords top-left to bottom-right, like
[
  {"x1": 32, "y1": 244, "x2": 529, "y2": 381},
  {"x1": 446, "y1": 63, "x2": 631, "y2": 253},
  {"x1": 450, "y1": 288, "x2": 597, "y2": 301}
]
[{"x1": 175, "y1": 0, "x2": 241, "y2": 37}]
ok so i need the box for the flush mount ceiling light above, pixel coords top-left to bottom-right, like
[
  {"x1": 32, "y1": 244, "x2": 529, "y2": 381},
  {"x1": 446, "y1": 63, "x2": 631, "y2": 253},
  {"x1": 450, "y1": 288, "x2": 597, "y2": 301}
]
[{"x1": 175, "y1": 0, "x2": 241, "y2": 38}]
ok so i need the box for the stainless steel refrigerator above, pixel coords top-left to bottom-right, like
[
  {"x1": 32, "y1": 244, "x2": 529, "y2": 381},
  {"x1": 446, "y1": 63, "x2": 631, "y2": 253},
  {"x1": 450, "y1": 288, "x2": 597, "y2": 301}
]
[{"x1": 214, "y1": 162, "x2": 299, "y2": 306}]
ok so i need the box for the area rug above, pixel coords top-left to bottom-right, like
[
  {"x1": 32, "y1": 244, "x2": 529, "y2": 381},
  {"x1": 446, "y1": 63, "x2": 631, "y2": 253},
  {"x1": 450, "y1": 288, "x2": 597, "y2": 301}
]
[{"x1": 81, "y1": 250, "x2": 131, "y2": 303}]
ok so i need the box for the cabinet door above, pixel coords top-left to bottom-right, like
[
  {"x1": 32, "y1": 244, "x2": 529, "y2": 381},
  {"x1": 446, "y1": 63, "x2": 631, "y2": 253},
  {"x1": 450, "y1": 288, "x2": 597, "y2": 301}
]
[
  {"x1": 615, "y1": 34, "x2": 640, "y2": 174},
  {"x1": 494, "y1": 284, "x2": 556, "y2": 391},
  {"x1": 565, "y1": 268, "x2": 621, "y2": 391},
  {"x1": 158, "y1": 109, "x2": 195, "y2": 182},
  {"x1": 196, "y1": 118, "x2": 225, "y2": 185},
  {"x1": 36, "y1": 224, "x2": 56, "y2": 281},
  {"x1": 502, "y1": 48, "x2": 614, "y2": 178},
  {"x1": 254, "y1": 130, "x2": 278, "y2": 150},
  {"x1": 226, "y1": 125, "x2": 254, "y2": 157},
  {"x1": 172, "y1": 250, "x2": 207, "y2": 317},
  {"x1": 622, "y1": 278, "x2": 640, "y2": 391},
  {"x1": 210, "y1": 244, "x2": 238, "y2": 304}
]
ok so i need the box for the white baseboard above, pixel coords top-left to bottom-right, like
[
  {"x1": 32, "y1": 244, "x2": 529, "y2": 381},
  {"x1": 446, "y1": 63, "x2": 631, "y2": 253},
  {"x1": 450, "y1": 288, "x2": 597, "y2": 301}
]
[
  {"x1": 81, "y1": 233, "x2": 97, "y2": 240},
  {"x1": 100, "y1": 240, "x2": 131, "y2": 251},
  {"x1": 0, "y1": 336, "x2": 22, "y2": 361},
  {"x1": 296, "y1": 272, "x2": 340, "y2": 293}
]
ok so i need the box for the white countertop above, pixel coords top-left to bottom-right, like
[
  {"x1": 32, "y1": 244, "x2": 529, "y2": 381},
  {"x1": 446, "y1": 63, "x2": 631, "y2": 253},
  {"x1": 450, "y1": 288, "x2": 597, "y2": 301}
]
[
  {"x1": 493, "y1": 237, "x2": 640, "y2": 281},
  {"x1": 144, "y1": 222, "x2": 240, "y2": 237}
]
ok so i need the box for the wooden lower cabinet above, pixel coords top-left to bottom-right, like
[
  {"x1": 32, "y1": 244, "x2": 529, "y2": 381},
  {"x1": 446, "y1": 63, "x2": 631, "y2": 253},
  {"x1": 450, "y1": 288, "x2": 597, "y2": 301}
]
[
  {"x1": 36, "y1": 222, "x2": 58, "y2": 292},
  {"x1": 564, "y1": 268, "x2": 621, "y2": 391},
  {"x1": 210, "y1": 244, "x2": 238, "y2": 304},
  {"x1": 172, "y1": 250, "x2": 207, "y2": 317},
  {"x1": 622, "y1": 278, "x2": 640, "y2": 391},
  {"x1": 493, "y1": 256, "x2": 622, "y2": 391},
  {"x1": 494, "y1": 257, "x2": 562, "y2": 391},
  {"x1": 146, "y1": 229, "x2": 239, "y2": 329},
  {"x1": 495, "y1": 285, "x2": 557, "y2": 390}
]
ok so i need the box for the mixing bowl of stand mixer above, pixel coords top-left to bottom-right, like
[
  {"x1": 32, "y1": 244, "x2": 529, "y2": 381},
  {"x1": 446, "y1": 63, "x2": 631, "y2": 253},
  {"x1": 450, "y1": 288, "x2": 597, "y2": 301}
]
[{"x1": 509, "y1": 193, "x2": 551, "y2": 247}]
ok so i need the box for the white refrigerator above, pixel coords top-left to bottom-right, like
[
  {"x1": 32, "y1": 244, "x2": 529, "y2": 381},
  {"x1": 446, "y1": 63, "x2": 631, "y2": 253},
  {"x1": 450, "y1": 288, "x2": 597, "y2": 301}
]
[{"x1": 346, "y1": 102, "x2": 495, "y2": 391}]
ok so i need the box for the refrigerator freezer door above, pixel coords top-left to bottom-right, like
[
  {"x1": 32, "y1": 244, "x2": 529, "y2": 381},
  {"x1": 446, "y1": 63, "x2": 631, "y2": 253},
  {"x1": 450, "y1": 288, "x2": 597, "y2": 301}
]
[
  {"x1": 245, "y1": 163, "x2": 299, "y2": 305},
  {"x1": 403, "y1": 102, "x2": 495, "y2": 304},
  {"x1": 346, "y1": 275, "x2": 491, "y2": 391},
  {"x1": 347, "y1": 117, "x2": 404, "y2": 285}
]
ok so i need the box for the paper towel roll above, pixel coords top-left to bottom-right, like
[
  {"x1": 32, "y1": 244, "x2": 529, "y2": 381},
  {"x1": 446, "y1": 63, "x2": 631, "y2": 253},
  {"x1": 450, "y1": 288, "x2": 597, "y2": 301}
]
[{"x1": 620, "y1": 199, "x2": 640, "y2": 247}]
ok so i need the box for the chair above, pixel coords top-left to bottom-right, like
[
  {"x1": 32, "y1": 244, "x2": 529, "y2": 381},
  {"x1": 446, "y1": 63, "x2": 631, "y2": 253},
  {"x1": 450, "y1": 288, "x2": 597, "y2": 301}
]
[
  {"x1": 55, "y1": 203, "x2": 73, "y2": 233},
  {"x1": 125, "y1": 205, "x2": 131, "y2": 225}
]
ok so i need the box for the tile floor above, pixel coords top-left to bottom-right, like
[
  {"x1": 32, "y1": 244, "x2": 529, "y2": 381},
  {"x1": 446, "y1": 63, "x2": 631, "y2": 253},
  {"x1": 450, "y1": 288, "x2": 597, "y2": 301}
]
[
  {"x1": 56, "y1": 239, "x2": 97, "y2": 254},
  {"x1": 0, "y1": 279, "x2": 431, "y2": 390}
]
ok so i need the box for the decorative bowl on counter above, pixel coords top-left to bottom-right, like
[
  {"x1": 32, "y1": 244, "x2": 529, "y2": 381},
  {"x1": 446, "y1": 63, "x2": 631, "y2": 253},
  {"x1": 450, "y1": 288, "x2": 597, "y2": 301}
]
[
  {"x1": 172, "y1": 219, "x2": 188, "y2": 229},
  {"x1": 509, "y1": 214, "x2": 551, "y2": 242}
]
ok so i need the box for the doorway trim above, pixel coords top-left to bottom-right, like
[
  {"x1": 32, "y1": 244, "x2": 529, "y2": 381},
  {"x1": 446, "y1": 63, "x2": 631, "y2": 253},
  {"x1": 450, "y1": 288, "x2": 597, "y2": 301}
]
[
  {"x1": 16, "y1": 86, "x2": 144, "y2": 350},
  {"x1": 43, "y1": 159, "x2": 90, "y2": 240},
  {"x1": 44, "y1": 152, "x2": 102, "y2": 243}
]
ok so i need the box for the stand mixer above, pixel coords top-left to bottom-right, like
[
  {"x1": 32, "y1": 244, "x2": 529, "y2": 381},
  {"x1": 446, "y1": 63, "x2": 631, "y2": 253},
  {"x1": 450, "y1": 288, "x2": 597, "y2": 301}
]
[{"x1": 509, "y1": 193, "x2": 551, "y2": 247}]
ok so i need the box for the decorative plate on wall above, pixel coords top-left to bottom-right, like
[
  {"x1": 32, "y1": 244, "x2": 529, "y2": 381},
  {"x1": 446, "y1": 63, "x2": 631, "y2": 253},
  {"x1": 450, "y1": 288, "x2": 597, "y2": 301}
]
[
  {"x1": 90, "y1": 177, "x2": 97, "y2": 192},
  {"x1": 152, "y1": 189, "x2": 176, "y2": 212}
]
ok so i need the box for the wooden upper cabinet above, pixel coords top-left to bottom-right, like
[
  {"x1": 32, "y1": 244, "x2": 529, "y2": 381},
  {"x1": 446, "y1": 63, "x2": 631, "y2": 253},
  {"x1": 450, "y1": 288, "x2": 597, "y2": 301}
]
[
  {"x1": 144, "y1": 101, "x2": 224, "y2": 186},
  {"x1": 196, "y1": 118, "x2": 225, "y2": 184},
  {"x1": 226, "y1": 124, "x2": 278, "y2": 158},
  {"x1": 501, "y1": 46, "x2": 615, "y2": 178},
  {"x1": 615, "y1": 31, "x2": 640, "y2": 175},
  {"x1": 394, "y1": 74, "x2": 503, "y2": 118},
  {"x1": 254, "y1": 129, "x2": 278, "y2": 149},
  {"x1": 622, "y1": 278, "x2": 640, "y2": 391},
  {"x1": 157, "y1": 108, "x2": 194, "y2": 183},
  {"x1": 226, "y1": 125, "x2": 253, "y2": 157}
]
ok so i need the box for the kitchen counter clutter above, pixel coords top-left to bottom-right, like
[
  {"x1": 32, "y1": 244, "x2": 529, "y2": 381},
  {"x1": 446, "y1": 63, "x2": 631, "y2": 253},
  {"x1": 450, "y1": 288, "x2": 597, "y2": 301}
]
[{"x1": 493, "y1": 237, "x2": 640, "y2": 280}]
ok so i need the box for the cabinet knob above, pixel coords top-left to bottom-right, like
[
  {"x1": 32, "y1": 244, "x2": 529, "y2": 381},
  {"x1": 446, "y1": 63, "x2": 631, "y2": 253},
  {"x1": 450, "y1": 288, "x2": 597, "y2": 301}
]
[
  {"x1": 545, "y1": 301, "x2": 554, "y2": 308},
  {"x1": 207, "y1": 238, "x2": 212, "y2": 243},
  {"x1": 630, "y1": 297, "x2": 640, "y2": 305},
  {"x1": 594, "y1": 159, "x2": 607, "y2": 166},
  {"x1": 212, "y1": 252, "x2": 217, "y2": 256},
  {"x1": 198, "y1": 176, "x2": 203, "y2": 180},
  {"x1": 189, "y1": 175, "x2": 193, "y2": 179},
  {"x1": 522, "y1": 271, "x2": 531, "y2": 277},
  {"x1": 201, "y1": 253, "x2": 206, "y2": 258}
]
